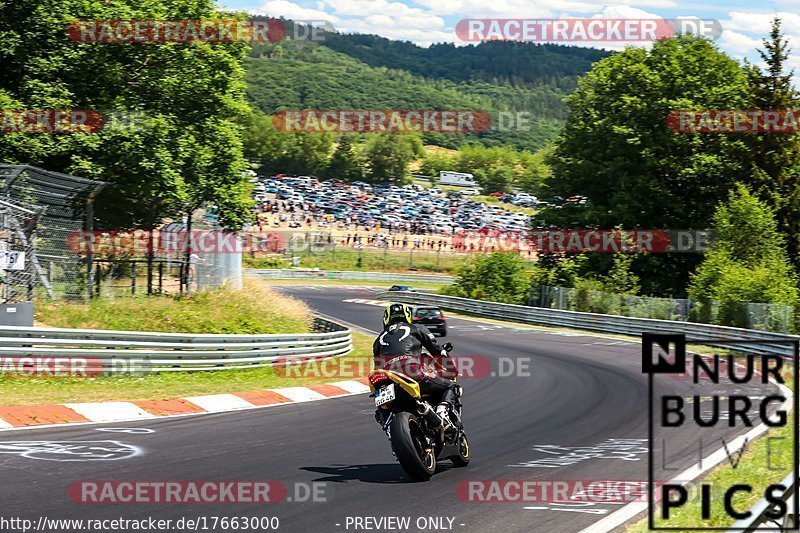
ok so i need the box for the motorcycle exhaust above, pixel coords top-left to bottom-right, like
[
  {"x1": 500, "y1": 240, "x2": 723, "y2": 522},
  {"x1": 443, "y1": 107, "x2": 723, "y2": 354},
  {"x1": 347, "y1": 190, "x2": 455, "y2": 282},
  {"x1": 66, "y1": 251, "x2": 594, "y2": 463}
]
[{"x1": 417, "y1": 402, "x2": 442, "y2": 428}]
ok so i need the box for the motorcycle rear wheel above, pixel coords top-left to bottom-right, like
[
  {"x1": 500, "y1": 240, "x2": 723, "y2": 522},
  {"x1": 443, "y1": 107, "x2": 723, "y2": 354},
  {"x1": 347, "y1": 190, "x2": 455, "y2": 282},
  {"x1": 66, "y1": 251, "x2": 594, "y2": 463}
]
[
  {"x1": 390, "y1": 411, "x2": 436, "y2": 481},
  {"x1": 450, "y1": 432, "x2": 471, "y2": 467}
]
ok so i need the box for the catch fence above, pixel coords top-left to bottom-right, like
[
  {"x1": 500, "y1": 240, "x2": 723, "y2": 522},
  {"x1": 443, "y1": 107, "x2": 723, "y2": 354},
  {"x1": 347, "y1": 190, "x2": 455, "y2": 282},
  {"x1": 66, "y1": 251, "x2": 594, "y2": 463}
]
[{"x1": 530, "y1": 284, "x2": 795, "y2": 333}]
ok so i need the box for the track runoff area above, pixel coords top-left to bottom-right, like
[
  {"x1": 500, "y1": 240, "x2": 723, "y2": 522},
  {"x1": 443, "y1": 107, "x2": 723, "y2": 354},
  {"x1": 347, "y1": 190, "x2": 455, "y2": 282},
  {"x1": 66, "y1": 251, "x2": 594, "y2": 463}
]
[{"x1": 0, "y1": 286, "x2": 792, "y2": 533}]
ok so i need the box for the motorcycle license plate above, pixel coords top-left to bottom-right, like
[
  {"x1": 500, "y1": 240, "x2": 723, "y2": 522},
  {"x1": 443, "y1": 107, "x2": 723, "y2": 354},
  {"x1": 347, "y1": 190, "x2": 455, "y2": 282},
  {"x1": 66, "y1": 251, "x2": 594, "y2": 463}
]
[{"x1": 375, "y1": 384, "x2": 396, "y2": 406}]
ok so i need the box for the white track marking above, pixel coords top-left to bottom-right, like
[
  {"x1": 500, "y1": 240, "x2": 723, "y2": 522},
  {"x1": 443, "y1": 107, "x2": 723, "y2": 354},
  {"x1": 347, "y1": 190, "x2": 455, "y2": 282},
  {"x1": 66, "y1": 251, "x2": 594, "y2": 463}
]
[
  {"x1": 64, "y1": 402, "x2": 155, "y2": 422},
  {"x1": 331, "y1": 380, "x2": 371, "y2": 393},
  {"x1": 272, "y1": 387, "x2": 328, "y2": 402},
  {"x1": 183, "y1": 394, "x2": 255, "y2": 412},
  {"x1": 578, "y1": 381, "x2": 794, "y2": 532}
]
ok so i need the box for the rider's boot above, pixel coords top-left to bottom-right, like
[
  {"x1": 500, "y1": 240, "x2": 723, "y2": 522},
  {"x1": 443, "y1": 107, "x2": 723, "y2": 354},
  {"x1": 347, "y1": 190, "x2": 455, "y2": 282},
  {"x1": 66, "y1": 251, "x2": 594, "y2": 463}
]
[{"x1": 436, "y1": 403, "x2": 456, "y2": 434}]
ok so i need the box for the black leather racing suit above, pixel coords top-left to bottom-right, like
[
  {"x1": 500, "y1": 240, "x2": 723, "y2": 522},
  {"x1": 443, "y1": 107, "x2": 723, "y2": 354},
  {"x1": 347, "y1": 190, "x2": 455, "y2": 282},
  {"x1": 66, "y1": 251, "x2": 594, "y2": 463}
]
[{"x1": 372, "y1": 321, "x2": 458, "y2": 407}]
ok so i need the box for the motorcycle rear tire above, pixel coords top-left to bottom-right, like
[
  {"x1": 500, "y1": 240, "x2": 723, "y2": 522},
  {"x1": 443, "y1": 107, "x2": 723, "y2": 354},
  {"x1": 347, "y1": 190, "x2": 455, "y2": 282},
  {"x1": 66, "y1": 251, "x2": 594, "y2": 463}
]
[
  {"x1": 450, "y1": 432, "x2": 471, "y2": 467},
  {"x1": 391, "y1": 411, "x2": 436, "y2": 481}
]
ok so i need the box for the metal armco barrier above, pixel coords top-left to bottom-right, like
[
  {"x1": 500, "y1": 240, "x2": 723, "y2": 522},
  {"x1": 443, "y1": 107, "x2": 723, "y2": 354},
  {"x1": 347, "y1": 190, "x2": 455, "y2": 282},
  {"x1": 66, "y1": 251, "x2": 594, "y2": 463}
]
[
  {"x1": 246, "y1": 269, "x2": 454, "y2": 284},
  {"x1": 0, "y1": 316, "x2": 351, "y2": 372},
  {"x1": 377, "y1": 291, "x2": 799, "y2": 359},
  {"x1": 728, "y1": 472, "x2": 796, "y2": 531},
  {"x1": 376, "y1": 291, "x2": 798, "y2": 531}
]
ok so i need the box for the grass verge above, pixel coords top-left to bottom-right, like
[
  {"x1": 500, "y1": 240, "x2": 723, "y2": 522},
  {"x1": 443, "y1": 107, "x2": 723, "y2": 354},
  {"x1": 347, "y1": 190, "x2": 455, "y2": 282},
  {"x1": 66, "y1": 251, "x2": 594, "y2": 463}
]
[
  {"x1": 35, "y1": 279, "x2": 311, "y2": 334},
  {"x1": 1, "y1": 281, "x2": 378, "y2": 405},
  {"x1": 245, "y1": 248, "x2": 467, "y2": 274}
]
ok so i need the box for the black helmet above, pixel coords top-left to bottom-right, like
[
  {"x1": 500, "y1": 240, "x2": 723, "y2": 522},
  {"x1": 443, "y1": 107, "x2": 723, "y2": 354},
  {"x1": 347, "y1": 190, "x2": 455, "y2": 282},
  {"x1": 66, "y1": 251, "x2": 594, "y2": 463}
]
[{"x1": 383, "y1": 303, "x2": 413, "y2": 327}]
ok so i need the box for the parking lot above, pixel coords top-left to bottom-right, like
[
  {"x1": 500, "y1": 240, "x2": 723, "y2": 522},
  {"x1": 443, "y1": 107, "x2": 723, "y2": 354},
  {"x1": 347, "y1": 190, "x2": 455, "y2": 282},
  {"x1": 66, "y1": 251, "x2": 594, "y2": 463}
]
[{"x1": 252, "y1": 175, "x2": 540, "y2": 236}]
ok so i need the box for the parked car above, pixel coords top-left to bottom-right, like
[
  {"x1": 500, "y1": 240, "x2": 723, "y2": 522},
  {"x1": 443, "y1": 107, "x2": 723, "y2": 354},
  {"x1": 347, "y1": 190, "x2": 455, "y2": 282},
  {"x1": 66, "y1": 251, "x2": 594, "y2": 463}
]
[{"x1": 411, "y1": 306, "x2": 447, "y2": 336}]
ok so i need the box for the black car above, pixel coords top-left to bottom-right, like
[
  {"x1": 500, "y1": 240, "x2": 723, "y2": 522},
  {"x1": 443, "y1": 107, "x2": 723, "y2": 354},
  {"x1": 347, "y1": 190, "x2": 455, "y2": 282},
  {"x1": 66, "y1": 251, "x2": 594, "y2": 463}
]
[{"x1": 412, "y1": 306, "x2": 447, "y2": 337}]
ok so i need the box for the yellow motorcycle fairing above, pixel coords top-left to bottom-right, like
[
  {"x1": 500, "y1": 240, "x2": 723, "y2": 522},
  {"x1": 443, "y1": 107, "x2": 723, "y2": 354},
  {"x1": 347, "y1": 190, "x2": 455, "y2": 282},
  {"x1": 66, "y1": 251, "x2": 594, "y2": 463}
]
[{"x1": 368, "y1": 369, "x2": 421, "y2": 399}]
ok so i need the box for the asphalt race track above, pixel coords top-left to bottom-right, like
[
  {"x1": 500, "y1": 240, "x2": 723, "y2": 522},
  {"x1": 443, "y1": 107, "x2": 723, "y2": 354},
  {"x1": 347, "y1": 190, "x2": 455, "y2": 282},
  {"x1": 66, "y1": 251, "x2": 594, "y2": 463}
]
[{"x1": 0, "y1": 286, "x2": 780, "y2": 533}]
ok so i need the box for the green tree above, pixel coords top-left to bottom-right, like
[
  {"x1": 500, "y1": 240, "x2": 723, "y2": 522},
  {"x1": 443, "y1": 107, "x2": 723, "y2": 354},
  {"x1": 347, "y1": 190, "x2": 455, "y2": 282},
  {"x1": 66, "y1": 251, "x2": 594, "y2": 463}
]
[
  {"x1": 0, "y1": 0, "x2": 253, "y2": 230},
  {"x1": 246, "y1": 115, "x2": 334, "y2": 177},
  {"x1": 688, "y1": 185, "x2": 798, "y2": 329},
  {"x1": 242, "y1": 112, "x2": 278, "y2": 162},
  {"x1": 546, "y1": 35, "x2": 753, "y2": 229},
  {"x1": 451, "y1": 143, "x2": 549, "y2": 193},
  {"x1": 327, "y1": 135, "x2": 365, "y2": 181},
  {"x1": 293, "y1": 133, "x2": 335, "y2": 176},
  {"x1": 363, "y1": 133, "x2": 423, "y2": 183},
  {"x1": 472, "y1": 165, "x2": 513, "y2": 193},
  {"x1": 745, "y1": 17, "x2": 800, "y2": 261},
  {"x1": 603, "y1": 252, "x2": 640, "y2": 295},
  {"x1": 543, "y1": 35, "x2": 756, "y2": 294},
  {"x1": 516, "y1": 147, "x2": 552, "y2": 194},
  {"x1": 418, "y1": 151, "x2": 454, "y2": 178},
  {"x1": 530, "y1": 253, "x2": 586, "y2": 287},
  {"x1": 448, "y1": 253, "x2": 531, "y2": 304}
]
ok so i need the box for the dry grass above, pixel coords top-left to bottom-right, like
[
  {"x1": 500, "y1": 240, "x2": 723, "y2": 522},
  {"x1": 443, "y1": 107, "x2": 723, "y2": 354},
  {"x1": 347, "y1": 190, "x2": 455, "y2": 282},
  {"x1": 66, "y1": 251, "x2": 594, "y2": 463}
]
[{"x1": 35, "y1": 279, "x2": 312, "y2": 334}]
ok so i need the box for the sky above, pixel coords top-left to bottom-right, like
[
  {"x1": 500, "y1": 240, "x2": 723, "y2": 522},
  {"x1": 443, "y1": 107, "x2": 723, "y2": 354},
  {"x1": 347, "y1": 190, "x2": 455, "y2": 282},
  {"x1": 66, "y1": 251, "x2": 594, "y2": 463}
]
[{"x1": 216, "y1": 0, "x2": 800, "y2": 78}]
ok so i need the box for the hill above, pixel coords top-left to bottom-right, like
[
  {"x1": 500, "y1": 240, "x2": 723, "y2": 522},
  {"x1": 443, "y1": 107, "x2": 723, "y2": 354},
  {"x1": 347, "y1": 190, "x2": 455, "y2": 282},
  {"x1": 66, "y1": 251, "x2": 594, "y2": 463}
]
[{"x1": 244, "y1": 25, "x2": 609, "y2": 151}]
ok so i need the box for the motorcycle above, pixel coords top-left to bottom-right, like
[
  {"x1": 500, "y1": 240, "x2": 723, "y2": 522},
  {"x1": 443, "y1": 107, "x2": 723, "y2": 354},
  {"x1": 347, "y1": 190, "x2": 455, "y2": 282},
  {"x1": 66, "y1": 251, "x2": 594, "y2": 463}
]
[{"x1": 368, "y1": 342, "x2": 470, "y2": 481}]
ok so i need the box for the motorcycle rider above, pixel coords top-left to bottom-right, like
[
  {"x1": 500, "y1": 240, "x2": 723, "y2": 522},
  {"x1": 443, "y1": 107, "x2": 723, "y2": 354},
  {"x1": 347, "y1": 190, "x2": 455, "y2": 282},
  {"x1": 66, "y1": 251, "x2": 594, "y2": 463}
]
[{"x1": 373, "y1": 303, "x2": 459, "y2": 430}]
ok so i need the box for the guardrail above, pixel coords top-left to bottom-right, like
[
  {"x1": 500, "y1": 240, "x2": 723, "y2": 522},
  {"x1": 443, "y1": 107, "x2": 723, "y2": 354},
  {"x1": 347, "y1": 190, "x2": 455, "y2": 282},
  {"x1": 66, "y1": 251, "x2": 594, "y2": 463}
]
[
  {"x1": 377, "y1": 290, "x2": 798, "y2": 530},
  {"x1": 728, "y1": 472, "x2": 796, "y2": 530},
  {"x1": 0, "y1": 316, "x2": 352, "y2": 372},
  {"x1": 377, "y1": 291, "x2": 799, "y2": 359},
  {"x1": 247, "y1": 269, "x2": 455, "y2": 284}
]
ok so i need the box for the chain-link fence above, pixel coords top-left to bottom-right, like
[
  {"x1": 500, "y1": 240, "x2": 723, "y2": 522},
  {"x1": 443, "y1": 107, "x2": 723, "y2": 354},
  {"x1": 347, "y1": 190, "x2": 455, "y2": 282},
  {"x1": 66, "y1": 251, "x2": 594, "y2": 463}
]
[
  {"x1": 530, "y1": 283, "x2": 796, "y2": 333},
  {"x1": 92, "y1": 258, "x2": 184, "y2": 297},
  {"x1": 87, "y1": 218, "x2": 244, "y2": 297},
  {"x1": 244, "y1": 229, "x2": 464, "y2": 274},
  {"x1": 0, "y1": 164, "x2": 105, "y2": 301},
  {"x1": 0, "y1": 165, "x2": 251, "y2": 300},
  {"x1": 157, "y1": 220, "x2": 243, "y2": 293},
  {"x1": 0, "y1": 199, "x2": 41, "y2": 303}
]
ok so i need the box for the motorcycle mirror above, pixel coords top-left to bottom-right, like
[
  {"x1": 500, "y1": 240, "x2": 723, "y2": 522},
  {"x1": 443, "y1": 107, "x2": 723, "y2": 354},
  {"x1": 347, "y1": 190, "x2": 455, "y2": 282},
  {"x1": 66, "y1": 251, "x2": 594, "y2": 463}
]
[{"x1": 442, "y1": 342, "x2": 454, "y2": 352}]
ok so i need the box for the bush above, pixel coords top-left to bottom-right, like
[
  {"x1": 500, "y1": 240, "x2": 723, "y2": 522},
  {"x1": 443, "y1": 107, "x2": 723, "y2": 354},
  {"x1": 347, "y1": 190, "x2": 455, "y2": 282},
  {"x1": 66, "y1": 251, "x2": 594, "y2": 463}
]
[
  {"x1": 688, "y1": 185, "x2": 798, "y2": 330},
  {"x1": 446, "y1": 253, "x2": 531, "y2": 304},
  {"x1": 244, "y1": 256, "x2": 286, "y2": 269},
  {"x1": 569, "y1": 278, "x2": 623, "y2": 314}
]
